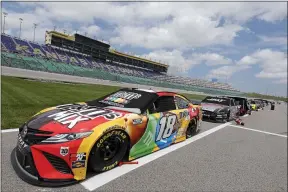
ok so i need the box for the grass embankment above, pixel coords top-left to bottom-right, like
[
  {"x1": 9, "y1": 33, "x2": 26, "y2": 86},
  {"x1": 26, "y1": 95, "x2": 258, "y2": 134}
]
[{"x1": 1, "y1": 75, "x2": 206, "y2": 129}]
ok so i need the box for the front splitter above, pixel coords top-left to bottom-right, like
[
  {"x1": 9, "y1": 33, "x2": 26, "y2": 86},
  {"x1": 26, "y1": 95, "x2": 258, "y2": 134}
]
[{"x1": 11, "y1": 147, "x2": 78, "y2": 187}]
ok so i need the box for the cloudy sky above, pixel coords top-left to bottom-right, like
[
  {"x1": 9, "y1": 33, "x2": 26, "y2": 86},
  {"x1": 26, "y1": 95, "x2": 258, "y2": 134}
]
[{"x1": 2, "y1": 2, "x2": 287, "y2": 96}]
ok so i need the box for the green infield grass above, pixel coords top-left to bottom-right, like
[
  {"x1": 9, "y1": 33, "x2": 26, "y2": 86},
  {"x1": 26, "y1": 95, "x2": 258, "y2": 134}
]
[{"x1": 1, "y1": 75, "x2": 206, "y2": 129}]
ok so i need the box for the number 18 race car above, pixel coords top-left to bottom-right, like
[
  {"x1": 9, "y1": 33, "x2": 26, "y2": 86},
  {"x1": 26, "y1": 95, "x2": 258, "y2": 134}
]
[{"x1": 11, "y1": 88, "x2": 202, "y2": 186}]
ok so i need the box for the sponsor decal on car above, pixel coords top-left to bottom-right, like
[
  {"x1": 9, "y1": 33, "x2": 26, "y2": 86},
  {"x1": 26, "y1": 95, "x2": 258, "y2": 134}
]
[
  {"x1": 17, "y1": 134, "x2": 28, "y2": 151},
  {"x1": 99, "y1": 91, "x2": 142, "y2": 107},
  {"x1": 76, "y1": 152, "x2": 86, "y2": 161},
  {"x1": 72, "y1": 160, "x2": 85, "y2": 168},
  {"x1": 96, "y1": 130, "x2": 127, "y2": 148},
  {"x1": 60, "y1": 147, "x2": 69, "y2": 156},
  {"x1": 102, "y1": 161, "x2": 118, "y2": 171},
  {"x1": 103, "y1": 125, "x2": 126, "y2": 134},
  {"x1": 206, "y1": 98, "x2": 226, "y2": 102},
  {"x1": 132, "y1": 118, "x2": 143, "y2": 125},
  {"x1": 48, "y1": 106, "x2": 122, "y2": 129}
]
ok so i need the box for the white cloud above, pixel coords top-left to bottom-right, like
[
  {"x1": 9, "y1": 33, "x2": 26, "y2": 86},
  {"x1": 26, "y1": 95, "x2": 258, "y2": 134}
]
[
  {"x1": 237, "y1": 55, "x2": 259, "y2": 65},
  {"x1": 2, "y1": 2, "x2": 287, "y2": 49},
  {"x1": 237, "y1": 49, "x2": 287, "y2": 82},
  {"x1": 258, "y1": 35, "x2": 288, "y2": 46},
  {"x1": 273, "y1": 79, "x2": 287, "y2": 84},
  {"x1": 110, "y1": 22, "x2": 242, "y2": 49},
  {"x1": 250, "y1": 49, "x2": 286, "y2": 80},
  {"x1": 141, "y1": 50, "x2": 233, "y2": 75},
  {"x1": 206, "y1": 49, "x2": 287, "y2": 82},
  {"x1": 206, "y1": 65, "x2": 250, "y2": 80},
  {"x1": 141, "y1": 50, "x2": 193, "y2": 74},
  {"x1": 192, "y1": 53, "x2": 233, "y2": 66}
]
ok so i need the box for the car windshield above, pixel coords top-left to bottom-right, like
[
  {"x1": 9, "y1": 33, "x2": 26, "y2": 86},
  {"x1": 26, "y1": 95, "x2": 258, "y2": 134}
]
[
  {"x1": 202, "y1": 96, "x2": 230, "y2": 106},
  {"x1": 85, "y1": 88, "x2": 158, "y2": 113}
]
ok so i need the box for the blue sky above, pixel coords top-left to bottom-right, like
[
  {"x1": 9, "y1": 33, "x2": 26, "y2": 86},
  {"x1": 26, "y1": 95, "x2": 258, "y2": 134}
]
[{"x1": 2, "y1": 2, "x2": 287, "y2": 96}]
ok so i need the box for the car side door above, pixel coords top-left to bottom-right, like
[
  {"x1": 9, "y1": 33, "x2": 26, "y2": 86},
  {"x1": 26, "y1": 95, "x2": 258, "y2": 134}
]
[
  {"x1": 128, "y1": 96, "x2": 179, "y2": 160},
  {"x1": 174, "y1": 96, "x2": 194, "y2": 142},
  {"x1": 152, "y1": 95, "x2": 181, "y2": 149}
]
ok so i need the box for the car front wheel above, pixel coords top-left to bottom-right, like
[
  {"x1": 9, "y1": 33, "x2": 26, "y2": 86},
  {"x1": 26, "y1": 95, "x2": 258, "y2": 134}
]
[
  {"x1": 186, "y1": 118, "x2": 199, "y2": 138},
  {"x1": 88, "y1": 129, "x2": 129, "y2": 173}
]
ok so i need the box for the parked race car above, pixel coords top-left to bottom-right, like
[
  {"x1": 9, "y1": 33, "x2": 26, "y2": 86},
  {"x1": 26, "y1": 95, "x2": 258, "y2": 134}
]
[
  {"x1": 11, "y1": 88, "x2": 202, "y2": 186},
  {"x1": 227, "y1": 96, "x2": 252, "y2": 116},
  {"x1": 254, "y1": 99, "x2": 265, "y2": 109},
  {"x1": 248, "y1": 99, "x2": 259, "y2": 111},
  {"x1": 201, "y1": 96, "x2": 239, "y2": 122}
]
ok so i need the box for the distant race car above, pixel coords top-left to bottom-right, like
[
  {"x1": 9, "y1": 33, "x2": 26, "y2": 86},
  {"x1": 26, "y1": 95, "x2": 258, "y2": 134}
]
[
  {"x1": 11, "y1": 88, "x2": 202, "y2": 186},
  {"x1": 254, "y1": 99, "x2": 265, "y2": 109},
  {"x1": 201, "y1": 96, "x2": 239, "y2": 122},
  {"x1": 254, "y1": 99, "x2": 264, "y2": 110},
  {"x1": 227, "y1": 96, "x2": 252, "y2": 116},
  {"x1": 248, "y1": 99, "x2": 259, "y2": 111}
]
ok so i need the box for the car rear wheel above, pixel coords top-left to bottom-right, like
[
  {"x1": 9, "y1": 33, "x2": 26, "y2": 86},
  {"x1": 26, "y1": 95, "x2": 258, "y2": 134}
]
[
  {"x1": 186, "y1": 118, "x2": 198, "y2": 138},
  {"x1": 88, "y1": 129, "x2": 129, "y2": 173}
]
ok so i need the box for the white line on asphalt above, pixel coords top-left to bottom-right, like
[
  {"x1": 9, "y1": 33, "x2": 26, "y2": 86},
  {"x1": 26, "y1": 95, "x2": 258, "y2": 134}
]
[
  {"x1": 229, "y1": 125, "x2": 287, "y2": 138},
  {"x1": 1, "y1": 128, "x2": 18, "y2": 133},
  {"x1": 242, "y1": 114, "x2": 249, "y2": 117},
  {"x1": 81, "y1": 122, "x2": 232, "y2": 191}
]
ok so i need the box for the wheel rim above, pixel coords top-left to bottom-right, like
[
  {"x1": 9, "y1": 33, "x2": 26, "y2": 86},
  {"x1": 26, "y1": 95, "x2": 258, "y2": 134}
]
[{"x1": 99, "y1": 136, "x2": 121, "y2": 161}]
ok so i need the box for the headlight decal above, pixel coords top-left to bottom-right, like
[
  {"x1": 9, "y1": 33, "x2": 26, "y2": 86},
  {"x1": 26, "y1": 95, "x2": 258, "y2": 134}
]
[{"x1": 41, "y1": 131, "x2": 93, "y2": 143}]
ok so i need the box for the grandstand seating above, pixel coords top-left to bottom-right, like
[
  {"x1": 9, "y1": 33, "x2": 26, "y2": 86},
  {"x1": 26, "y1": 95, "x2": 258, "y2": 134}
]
[{"x1": 1, "y1": 33, "x2": 241, "y2": 95}]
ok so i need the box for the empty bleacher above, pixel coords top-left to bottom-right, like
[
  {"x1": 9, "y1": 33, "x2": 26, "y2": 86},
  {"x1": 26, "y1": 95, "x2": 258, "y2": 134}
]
[{"x1": 1, "y1": 33, "x2": 241, "y2": 95}]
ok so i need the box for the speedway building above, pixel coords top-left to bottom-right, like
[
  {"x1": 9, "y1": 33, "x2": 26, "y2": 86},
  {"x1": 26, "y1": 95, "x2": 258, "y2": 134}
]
[{"x1": 1, "y1": 31, "x2": 241, "y2": 96}]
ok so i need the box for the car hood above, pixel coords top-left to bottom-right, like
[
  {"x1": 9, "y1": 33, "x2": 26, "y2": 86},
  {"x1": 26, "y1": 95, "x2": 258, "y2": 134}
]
[
  {"x1": 26, "y1": 103, "x2": 130, "y2": 133},
  {"x1": 201, "y1": 103, "x2": 227, "y2": 112}
]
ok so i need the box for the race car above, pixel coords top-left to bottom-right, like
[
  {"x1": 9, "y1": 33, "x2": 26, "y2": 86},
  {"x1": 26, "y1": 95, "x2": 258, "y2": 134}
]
[
  {"x1": 248, "y1": 99, "x2": 258, "y2": 111},
  {"x1": 11, "y1": 88, "x2": 202, "y2": 186},
  {"x1": 227, "y1": 96, "x2": 252, "y2": 116},
  {"x1": 201, "y1": 96, "x2": 239, "y2": 122},
  {"x1": 254, "y1": 99, "x2": 265, "y2": 110}
]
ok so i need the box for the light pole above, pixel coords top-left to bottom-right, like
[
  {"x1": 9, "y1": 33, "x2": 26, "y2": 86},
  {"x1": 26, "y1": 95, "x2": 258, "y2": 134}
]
[
  {"x1": 33, "y1": 23, "x2": 38, "y2": 42},
  {"x1": 3, "y1": 12, "x2": 8, "y2": 34},
  {"x1": 19, "y1": 18, "x2": 23, "y2": 38},
  {"x1": 53, "y1": 26, "x2": 56, "y2": 31}
]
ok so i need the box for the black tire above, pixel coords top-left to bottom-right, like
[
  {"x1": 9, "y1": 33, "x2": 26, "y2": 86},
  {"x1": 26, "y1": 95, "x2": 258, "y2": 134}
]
[
  {"x1": 186, "y1": 118, "x2": 198, "y2": 138},
  {"x1": 88, "y1": 129, "x2": 129, "y2": 173},
  {"x1": 222, "y1": 111, "x2": 231, "y2": 123}
]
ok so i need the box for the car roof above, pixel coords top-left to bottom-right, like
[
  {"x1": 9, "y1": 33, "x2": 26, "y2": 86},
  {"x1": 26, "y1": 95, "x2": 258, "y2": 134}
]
[
  {"x1": 205, "y1": 95, "x2": 232, "y2": 99},
  {"x1": 131, "y1": 88, "x2": 178, "y2": 96},
  {"x1": 227, "y1": 96, "x2": 247, "y2": 99}
]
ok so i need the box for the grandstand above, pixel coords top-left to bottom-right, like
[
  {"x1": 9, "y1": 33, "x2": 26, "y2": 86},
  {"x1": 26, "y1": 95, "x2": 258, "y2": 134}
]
[{"x1": 1, "y1": 31, "x2": 242, "y2": 96}]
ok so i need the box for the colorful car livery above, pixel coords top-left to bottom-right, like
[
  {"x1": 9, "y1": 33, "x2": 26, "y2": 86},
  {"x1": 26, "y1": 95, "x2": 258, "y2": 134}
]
[{"x1": 11, "y1": 88, "x2": 202, "y2": 186}]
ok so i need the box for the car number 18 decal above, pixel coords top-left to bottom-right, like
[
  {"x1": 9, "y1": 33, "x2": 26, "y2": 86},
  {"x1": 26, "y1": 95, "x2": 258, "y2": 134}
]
[{"x1": 156, "y1": 114, "x2": 177, "y2": 142}]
